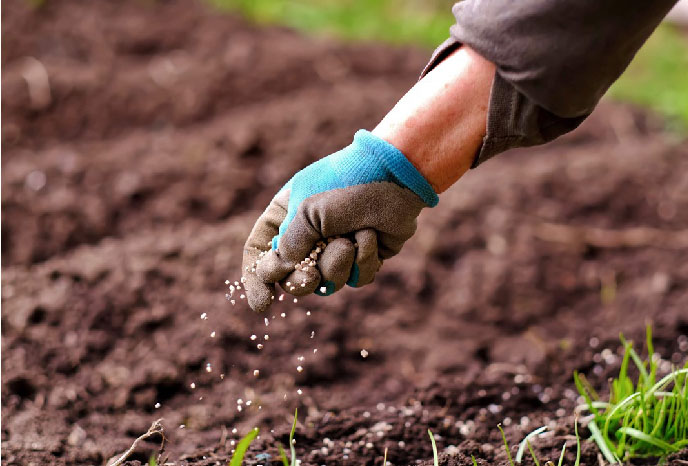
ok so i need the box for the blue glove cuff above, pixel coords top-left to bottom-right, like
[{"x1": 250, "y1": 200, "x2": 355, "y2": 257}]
[{"x1": 352, "y1": 130, "x2": 439, "y2": 207}]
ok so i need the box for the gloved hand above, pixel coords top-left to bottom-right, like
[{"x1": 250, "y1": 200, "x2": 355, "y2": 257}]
[{"x1": 242, "y1": 130, "x2": 438, "y2": 312}]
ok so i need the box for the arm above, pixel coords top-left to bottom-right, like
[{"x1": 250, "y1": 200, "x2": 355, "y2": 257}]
[
  {"x1": 373, "y1": 46, "x2": 495, "y2": 193},
  {"x1": 241, "y1": 47, "x2": 495, "y2": 312},
  {"x1": 241, "y1": 0, "x2": 679, "y2": 312}
]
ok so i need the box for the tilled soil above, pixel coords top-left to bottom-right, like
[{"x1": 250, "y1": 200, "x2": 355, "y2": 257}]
[{"x1": 2, "y1": 1, "x2": 688, "y2": 465}]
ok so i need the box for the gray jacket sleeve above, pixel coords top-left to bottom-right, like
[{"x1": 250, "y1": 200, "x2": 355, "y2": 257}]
[{"x1": 422, "y1": 0, "x2": 678, "y2": 167}]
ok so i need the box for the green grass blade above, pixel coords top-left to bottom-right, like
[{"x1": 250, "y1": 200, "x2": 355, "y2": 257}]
[
  {"x1": 556, "y1": 443, "x2": 567, "y2": 466},
  {"x1": 646, "y1": 325, "x2": 656, "y2": 386},
  {"x1": 616, "y1": 427, "x2": 678, "y2": 453},
  {"x1": 229, "y1": 427, "x2": 259, "y2": 466},
  {"x1": 289, "y1": 409, "x2": 298, "y2": 466},
  {"x1": 574, "y1": 372, "x2": 601, "y2": 418},
  {"x1": 588, "y1": 419, "x2": 619, "y2": 464},
  {"x1": 428, "y1": 429, "x2": 439, "y2": 466},
  {"x1": 516, "y1": 426, "x2": 547, "y2": 463},
  {"x1": 648, "y1": 369, "x2": 688, "y2": 397},
  {"x1": 277, "y1": 444, "x2": 289, "y2": 466},
  {"x1": 574, "y1": 420, "x2": 581, "y2": 466},
  {"x1": 148, "y1": 454, "x2": 157, "y2": 466},
  {"x1": 471, "y1": 455, "x2": 479, "y2": 466},
  {"x1": 498, "y1": 424, "x2": 515, "y2": 466},
  {"x1": 627, "y1": 345, "x2": 649, "y2": 384},
  {"x1": 526, "y1": 440, "x2": 540, "y2": 466}
]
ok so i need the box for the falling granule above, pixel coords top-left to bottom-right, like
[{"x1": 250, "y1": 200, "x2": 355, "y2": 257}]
[
  {"x1": 206, "y1": 363, "x2": 213, "y2": 373},
  {"x1": 220, "y1": 373, "x2": 225, "y2": 380},
  {"x1": 232, "y1": 428, "x2": 238, "y2": 434},
  {"x1": 253, "y1": 369, "x2": 260, "y2": 377},
  {"x1": 210, "y1": 331, "x2": 216, "y2": 338},
  {"x1": 264, "y1": 335, "x2": 269, "y2": 340},
  {"x1": 230, "y1": 300, "x2": 236, "y2": 305},
  {"x1": 240, "y1": 294, "x2": 246, "y2": 299},
  {"x1": 225, "y1": 280, "x2": 230, "y2": 285},
  {"x1": 279, "y1": 295, "x2": 285, "y2": 302},
  {"x1": 154, "y1": 402, "x2": 161, "y2": 409},
  {"x1": 293, "y1": 298, "x2": 298, "y2": 303},
  {"x1": 319, "y1": 286, "x2": 327, "y2": 293},
  {"x1": 237, "y1": 405, "x2": 242, "y2": 412},
  {"x1": 297, "y1": 355, "x2": 304, "y2": 361},
  {"x1": 200, "y1": 312, "x2": 208, "y2": 320},
  {"x1": 190, "y1": 382, "x2": 196, "y2": 389},
  {"x1": 264, "y1": 318, "x2": 270, "y2": 327},
  {"x1": 283, "y1": 393, "x2": 288, "y2": 401},
  {"x1": 179, "y1": 425, "x2": 186, "y2": 429},
  {"x1": 306, "y1": 311, "x2": 311, "y2": 316},
  {"x1": 360, "y1": 349, "x2": 369, "y2": 358},
  {"x1": 257, "y1": 344, "x2": 264, "y2": 350},
  {"x1": 313, "y1": 348, "x2": 318, "y2": 354},
  {"x1": 310, "y1": 331, "x2": 315, "y2": 339},
  {"x1": 281, "y1": 312, "x2": 287, "y2": 318},
  {"x1": 246, "y1": 400, "x2": 252, "y2": 406},
  {"x1": 250, "y1": 334, "x2": 257, "y2": 340},
  {"x1": 237, "y1": 398, "x2": 243, "y2": 404},
  {"x1": 297, "y1": 389, "x2": 303, "y2": 395},
  {"x1": 296, "y1": 365, "x2": 303, "y2": 372}
]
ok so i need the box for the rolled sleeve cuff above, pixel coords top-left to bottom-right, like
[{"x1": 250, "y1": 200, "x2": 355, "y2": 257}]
[{"x1": 420, "y1": 41, "x2": 588, "y2": 168}]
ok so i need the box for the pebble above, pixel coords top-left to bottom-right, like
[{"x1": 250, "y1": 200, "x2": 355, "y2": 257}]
[{"x1": 360, "y1": 349, "x2": 369, "y2": 358}]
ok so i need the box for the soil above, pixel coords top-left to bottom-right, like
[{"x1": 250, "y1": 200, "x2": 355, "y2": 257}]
[{"x1": 2, "y1": 1, "x2": 688, "y2": 465}]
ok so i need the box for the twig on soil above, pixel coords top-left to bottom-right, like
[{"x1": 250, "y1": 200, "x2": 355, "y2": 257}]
[
  {"x1": 107, "y1": 418, "x2": 165, "y2": 466},
  {"x1": 219, "y1": 425, "x2": 228, "y2": 452},
  {"x1": 534, "y1": 222, "x2": 688, "y2": 249}
]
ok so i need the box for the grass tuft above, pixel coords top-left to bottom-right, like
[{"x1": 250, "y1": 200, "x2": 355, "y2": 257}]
[{"x1": 575, "y1": 325, "x2": 688, "y2": 462}]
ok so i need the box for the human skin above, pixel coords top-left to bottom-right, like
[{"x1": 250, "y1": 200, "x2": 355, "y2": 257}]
[{"x1": 372, "y1": 46, "x2": 496, "y2": 193}]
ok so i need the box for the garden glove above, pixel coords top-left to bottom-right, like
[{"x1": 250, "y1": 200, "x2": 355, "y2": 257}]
[{"x1": 242, "y1": 130, "x2": 438, "y2": 312}]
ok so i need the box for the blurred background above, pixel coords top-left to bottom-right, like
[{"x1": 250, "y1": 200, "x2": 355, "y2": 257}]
[
  {"x1": 2, "y1": 1, "x2": 688, "y2": 465},
  {"x1": 213, "y1": 0, "x2": 688, "y2": 131}
]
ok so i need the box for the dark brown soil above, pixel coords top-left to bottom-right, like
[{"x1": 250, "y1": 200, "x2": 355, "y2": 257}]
[{"x1": 2, "y1": 1, "x2": 687, "y2": 465}]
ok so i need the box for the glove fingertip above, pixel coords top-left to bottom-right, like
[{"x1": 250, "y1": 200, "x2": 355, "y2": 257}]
[
  {"x1": 245, "y1": 278, "x2": 275, "y2": 313},
  {"x1": 315, "y1": 280, "x2": 336, "y2": 296},
  {"x1": 346, "y1": 263, "x2": 360, "y2": 288}
]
